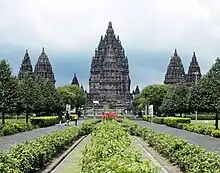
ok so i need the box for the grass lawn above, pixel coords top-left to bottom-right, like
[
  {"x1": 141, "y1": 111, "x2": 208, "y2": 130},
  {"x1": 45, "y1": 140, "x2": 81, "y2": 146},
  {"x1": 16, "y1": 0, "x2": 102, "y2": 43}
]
[
  {"x1": 191, "y1": 120, "x2": 220, "y2": 126},
  {"x1": 54, "y1": 136, "x2": 91, "y2": 173}
]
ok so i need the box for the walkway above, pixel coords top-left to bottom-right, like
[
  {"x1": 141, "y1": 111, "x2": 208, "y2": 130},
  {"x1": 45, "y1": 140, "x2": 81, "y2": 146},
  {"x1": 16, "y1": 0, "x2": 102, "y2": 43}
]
[
  {"x1": 0, "y1": 120, "x2": 84, "y2": 150},
  {"x1": 136, "y1": 121, "x2": 220, "y2": 154},
  {"x1": 51, "y1": 135, "x2": 91, "y2": 173}
]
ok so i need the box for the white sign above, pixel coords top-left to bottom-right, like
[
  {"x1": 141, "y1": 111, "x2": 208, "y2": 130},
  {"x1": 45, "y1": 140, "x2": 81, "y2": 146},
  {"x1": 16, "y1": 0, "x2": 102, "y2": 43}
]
[
  {"x1": 66, "y1": 104, "x2": 71, "y2": 113},
  {"x1": 93, "y1": 101, "x2": 99, "y2": 104},
  {"x1": 145, "y1": 105, "x2": 148, "y2": 115},
  {"x1": 148, "y1": 105, "x2": 154, "y2": 116}
]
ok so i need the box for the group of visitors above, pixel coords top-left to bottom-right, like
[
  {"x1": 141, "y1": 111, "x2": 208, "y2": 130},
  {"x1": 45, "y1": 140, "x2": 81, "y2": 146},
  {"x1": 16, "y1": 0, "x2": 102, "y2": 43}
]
[{"x1": 58, "y1": 111, "x2": 79, "y2": 126}]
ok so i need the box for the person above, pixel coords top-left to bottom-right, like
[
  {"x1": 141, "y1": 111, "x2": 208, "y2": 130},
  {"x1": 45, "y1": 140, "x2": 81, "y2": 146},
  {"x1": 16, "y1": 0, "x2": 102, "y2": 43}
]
[
  {"x1": 73, "y1": 113, "x2": 78, "y2": 126},
  {"x1": 65, "y1": 111, "x2": 70, "y2": 126},
  {"x1": 58, "y1": 112, "x2": 63, "y2": 125}
]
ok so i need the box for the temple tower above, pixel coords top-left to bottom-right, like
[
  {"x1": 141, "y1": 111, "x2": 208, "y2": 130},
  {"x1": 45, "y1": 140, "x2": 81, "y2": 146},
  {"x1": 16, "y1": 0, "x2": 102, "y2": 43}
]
[
  {"x1": 34, "y1": 47, "x2": 56, "y2": 85},
  {"x1": 18, "y1": 50, "x2": 33, "y2": 78},
  {"x1": 88, "y1": 22, "x2": 131, "y2": 108},
  {"x1": 186, "y1": 52, "x2": 202, "y2": 86},
  {"x1": 71, "y1": 73, "x2": 79, "y2": 86},
  {"x1": 164, "y1": 49, "x2": 186, "y2": 85}
]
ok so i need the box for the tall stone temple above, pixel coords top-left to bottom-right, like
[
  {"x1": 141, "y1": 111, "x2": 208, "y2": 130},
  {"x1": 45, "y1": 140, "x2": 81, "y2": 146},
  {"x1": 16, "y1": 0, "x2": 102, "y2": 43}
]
[
  {"x1": 18, "y1": 50, "x2": 33, "y2": 78},
  {"x1": 186, "y1": 52, "x2": 202, "y2": 85},
  {"x1": 164, "y1": 49, "x2": 202, "y2": 85},
  {"x1": 88, "y1": 22, "x2": 131, "y2": 109},
  {"x1": 34, "y1": 47, "x2": 56, "y2": 85}
]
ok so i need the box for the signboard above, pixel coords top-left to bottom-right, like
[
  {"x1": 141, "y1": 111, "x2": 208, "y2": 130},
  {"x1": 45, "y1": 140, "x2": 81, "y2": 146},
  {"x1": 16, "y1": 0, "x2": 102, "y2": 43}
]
[
  {"x1": 145, "y1": 105, "x2": 148, "y2": 115},
  {"x1": 148, "y1": 105, "x2": 154, "y2": 116},
  {"x1": 66, "y1": 104, "x2": 71, "y2": 113},
  {"x1": 93, "y1": 101, "x2": 99, "y2": 104}
]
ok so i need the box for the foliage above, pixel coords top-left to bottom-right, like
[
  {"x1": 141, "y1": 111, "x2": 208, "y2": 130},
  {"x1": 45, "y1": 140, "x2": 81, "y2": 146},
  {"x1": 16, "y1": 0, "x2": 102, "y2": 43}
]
[
  {"x1": 136, "y1": 84, "x2": 169, "y2": 115},
  {"x1": 57, "y1": 84, "x2": 86, "y2": 113},
  {"x1": 0, "y1": 120, "x2": 98, "y2": 173},
  {"x1": 0, "y1": 123, "x2": 35, "y2": 136},
  {"x1": 163, "y1": 117, "x2": 191, "y2": 127},
  {"x1": 81, "y1": 120, "x2": 158, "y2": 173},
  {"x1": 160, "y1": 85, "x2": 190, "y2": 115},
  {"x1": 122, "y1": 120, "x2": 220, "y2": 173},
  {"x1": 0, "y1": 60, "x2": 19, "y2": 124},
  {"x1": 30, "y1": 116, "x2": 61, "y2": 128}
]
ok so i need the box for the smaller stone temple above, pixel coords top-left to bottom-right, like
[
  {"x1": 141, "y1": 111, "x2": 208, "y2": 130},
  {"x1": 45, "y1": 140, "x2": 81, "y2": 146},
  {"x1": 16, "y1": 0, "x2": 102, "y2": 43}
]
[
  {"x1": 164, "y1": 49, "x2": 186, "y2": 85},
  {"x1": 132, "y1": 85, "x2": 140, "y2": 95},
  {"x1": 34, "y1": 47, "x2": 56, "y2": 85},
  {"x1": 186, "y1": 52, "x2": 202, "y2": 86},
  {"x1": 71, "y1": 73, "x2": 79, "y2": 86},
  {"x1": 18, "y1": 50, "x2": 33, "y2": 78}
]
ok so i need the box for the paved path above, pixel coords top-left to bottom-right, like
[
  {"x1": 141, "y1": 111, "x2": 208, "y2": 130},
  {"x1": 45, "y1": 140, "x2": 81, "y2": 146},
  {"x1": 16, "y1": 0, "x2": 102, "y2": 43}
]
[
  {"x1": 0, "y1": 120, "x2": 85, "y2": 150},
  {"x1": 136, "y1": 121, "x2": 220, "y2": 155},
  {"x1": 52, "y1": 135, "x2": 91, "y2": 173}
]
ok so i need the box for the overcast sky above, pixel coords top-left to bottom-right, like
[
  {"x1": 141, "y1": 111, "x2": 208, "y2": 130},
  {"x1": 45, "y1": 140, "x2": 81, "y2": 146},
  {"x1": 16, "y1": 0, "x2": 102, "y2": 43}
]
[{"x1": 0, "y1": 0, "x2": 220, "y2": 91}]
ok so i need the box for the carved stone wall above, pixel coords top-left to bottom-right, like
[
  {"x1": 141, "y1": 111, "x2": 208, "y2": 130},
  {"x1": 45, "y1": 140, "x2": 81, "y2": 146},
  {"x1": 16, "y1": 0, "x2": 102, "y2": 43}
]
[{"x1": 88, "y1": 22, "x2": 131, "y2": 108}]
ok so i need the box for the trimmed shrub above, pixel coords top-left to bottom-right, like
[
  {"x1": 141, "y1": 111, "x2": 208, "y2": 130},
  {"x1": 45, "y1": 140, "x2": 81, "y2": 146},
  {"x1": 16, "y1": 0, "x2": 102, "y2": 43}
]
[
  {"x1": 0, "y1": 120, "x2": 99, "y2": 173},
  {"x1": 121, "y1": 120, "x2": 220, "y2": 173},
  {"x1": 163, "y1": 117, "x2": 191, "y2": 127},
  {"x1": 0, "y1": 123, "x2": 35, "y2": 136},
  {"x1": 30, "y1": 116, "x2": 60, "y2": 128},
  {"x1": 81, "y1": 120, "x2": 157, "y2": 172}
]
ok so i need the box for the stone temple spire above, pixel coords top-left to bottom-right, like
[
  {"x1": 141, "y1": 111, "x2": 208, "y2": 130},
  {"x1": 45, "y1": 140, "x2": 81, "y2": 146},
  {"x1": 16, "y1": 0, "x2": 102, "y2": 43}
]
[
  {"x1": 34, "y1": 47, "x2": 56, "y2": 85},
  {"x1": 71, "y1": 73, "x2": 79, "y2": 86},
  {"x1": 134, "y1": 85, "x2": 140, "y2": 95},
  {"x1": 18, "y1": 50, "x2": 33, "y2": 79},
  {"x1": 186, "y1": 52, "x2": 202, "y2": 86},
  {"x1": 88, "y1": 22, "x2": 131, "y2": 108},
  {"x1": 164, "y1": 49, "x2": 186, "y2": 85}
]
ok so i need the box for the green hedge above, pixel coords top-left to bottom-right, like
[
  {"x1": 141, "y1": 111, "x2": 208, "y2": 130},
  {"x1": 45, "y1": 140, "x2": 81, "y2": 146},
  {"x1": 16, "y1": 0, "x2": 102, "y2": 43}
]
[
  {"x1": 122, "y1": 120, "x2": 220, "y2": 173},
  {"x1": 81, "y1": 120, "x2": 157, "y2": 172},
  {"x1": 0, "y1": 120, "x2": 99, "y2": 173},
  {"x1": 163, "y1": 117, "x2": 191, "y2": 127},
  {"x1": 0, "y1": 123, "x2": 35, "y2": 136},
  {"x1": 30, "y1": 116, "x2": 62, "y2": 127}
]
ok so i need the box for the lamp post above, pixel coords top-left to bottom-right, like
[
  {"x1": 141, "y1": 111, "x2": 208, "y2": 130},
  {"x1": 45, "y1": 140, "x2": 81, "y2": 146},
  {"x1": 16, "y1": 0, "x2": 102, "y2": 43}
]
[{"x1": 194, "y1": 71, "x2": 199, "y2": 120}]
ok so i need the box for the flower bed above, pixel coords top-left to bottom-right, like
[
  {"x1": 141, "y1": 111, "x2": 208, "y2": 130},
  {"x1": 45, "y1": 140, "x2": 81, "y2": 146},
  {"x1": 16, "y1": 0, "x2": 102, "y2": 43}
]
[
  {"x1": 101, "y1": 112, "x2": 118, "y2": 120},
  {"x1": 0, "y1": 119, "x2": 99, "y2": 173},
  {"x1": 121, "y1": 119, "x2": 220, "y2": 173},
  {"x1": 81, "y1": 120, "x2": 158, "y2": 173}
]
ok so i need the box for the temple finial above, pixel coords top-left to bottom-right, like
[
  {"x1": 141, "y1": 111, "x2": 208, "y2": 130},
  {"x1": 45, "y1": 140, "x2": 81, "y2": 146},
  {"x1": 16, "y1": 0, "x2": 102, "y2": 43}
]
[
  {"x1": 108, "y1": 22, "x2": 112, "y2": 28},
  {"x1": 74, "y1": 73, "x2": 76, "y2": 77},
  {"x1": 42, "y1": 47, "x2": 45, "y2": 54},
  {"x1": 174, "y1": 49, "x2": 178, "y2": 56},
  {"x1": 25, "y1": 49, "x2": 28, "y2": 54},
  {"x1": 193, "y1": 52, "x2": 196, "y2": 57}
]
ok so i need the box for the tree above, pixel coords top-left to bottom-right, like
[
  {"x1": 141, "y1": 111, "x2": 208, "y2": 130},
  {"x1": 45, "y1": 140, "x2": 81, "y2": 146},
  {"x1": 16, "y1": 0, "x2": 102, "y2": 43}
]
[
  {"x1": 190, "y1": 58, "x2": 220, "y2": 129},
  {"x1": 137, "y1": 84, "x2": 170, "y2": 115},
  {"x1": 0, "y1": 60, "x2": 18, "y2": 124},
  {"x1": 57, "y1": 84, "x2": 86, "y2": 114},
  {"x1": 160, "y1": 84, "x2": 190, "y2": 116},
  {"x1": 17, "y1": 75, "x2": 37, "y2": 123}
]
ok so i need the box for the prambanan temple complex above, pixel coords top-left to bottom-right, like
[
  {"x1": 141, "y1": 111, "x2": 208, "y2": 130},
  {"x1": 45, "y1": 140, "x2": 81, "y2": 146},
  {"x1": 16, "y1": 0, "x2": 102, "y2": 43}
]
[
  {"x1": 18, "y1": 47, "x2": 56, "y2": 85},
  {"x1": 87, "y1": 22, "x2": 132, "y2": 109},
  {"x1": 164, "y1": 49, "x2": 202, "y2": 86},
  {"x1": 17, "y1": 21, "x2": 203, "y2": 109}
]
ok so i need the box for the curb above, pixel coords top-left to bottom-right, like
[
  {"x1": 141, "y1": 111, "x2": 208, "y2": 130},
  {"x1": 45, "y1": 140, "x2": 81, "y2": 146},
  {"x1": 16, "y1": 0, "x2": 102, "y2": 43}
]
[{"x1": 42, "y1": 135, "x2": 87, "y2": 173}]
